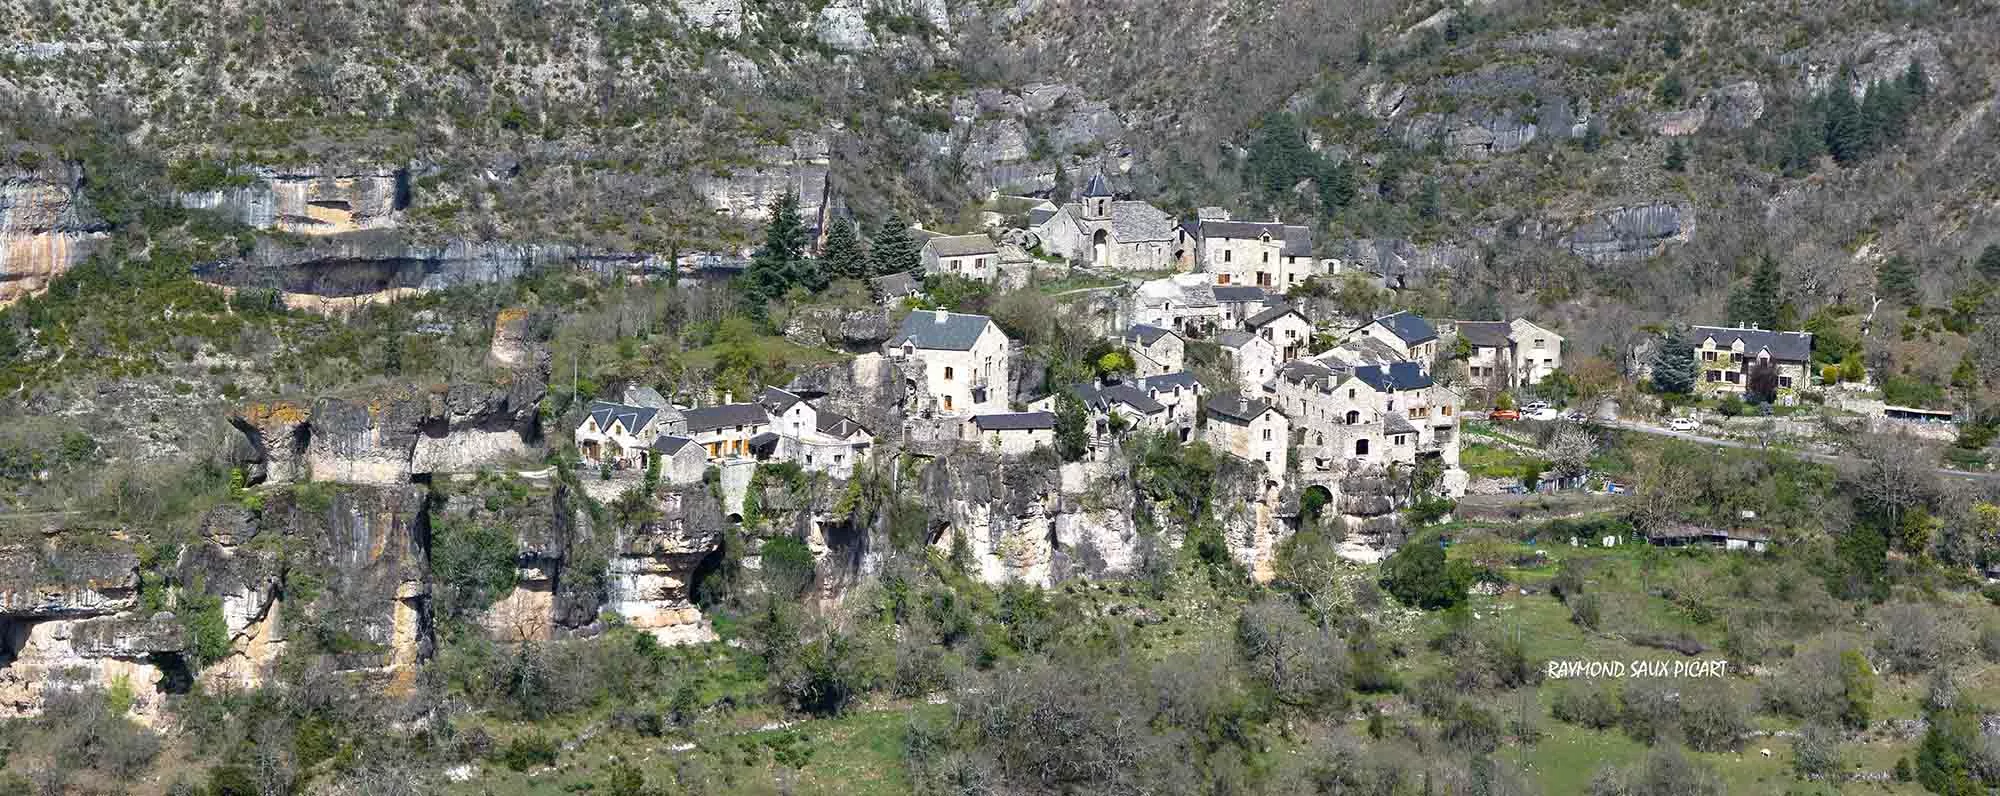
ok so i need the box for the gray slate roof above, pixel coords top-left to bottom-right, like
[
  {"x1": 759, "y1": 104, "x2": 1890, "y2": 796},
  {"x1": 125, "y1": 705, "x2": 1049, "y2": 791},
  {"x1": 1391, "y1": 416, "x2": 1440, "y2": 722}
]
[
  {"x1": 1211, "y1": 285, "x2": 1269, "y2": 303},
  {"x1": 1689, "y1": 326, "x2": 1813, "y2": 362},
  {"x1": 891, "y1": 310, "x2": 996, "y2": 351},
  {"x1": 971, "y1": 411, "x2": 1055, "y2": 431},
  {"x1": 1245, "y1": 303, "x2": 1307, "y2": 329},
  {"x1": 683, "y1": 403, "x2": 770, "y2": 432},
  {"x1": 1066, "y1": 381, "x2": 1166, "y2": 415},
  {"x1": 1453, "y1": 320, "x2": 1513, "y2": 348},
  {"x1": 1368, "y1": 311, "x2": 1438, "y2": 345},
  {"x1": 1353, "y1": 362, "x2": 1433, "y2": 393},
  {"x1": 1132, "y1": 372, "x2": 1203, "y2": 393},
  {"x1": 816, "y1": 410, "x2": 869, "y2": 439},
  {"x1": 586, "y1": 401, "x2": 660, "y2": 435},
  {"x1": 1124, "y1": 323, "x2": 1176, "y2": 346},
  {"x1": 925, "y1": 234, "x2": 998, "y2": 258},
  {"x1": 757, "y1": 387, "x2": 804, "y2": 416},
  {"x1": 871, "y1": 271, "x2": 919, "y2": 297},
  {"x1": 650, "y1": 435, "x2": 697, "y2": 455},
  {"x1": 1384, "y1": 413, "x2": 1419, "y2": 435},
  {"x1": 1082, "y1": 173, "x2": 1113, "y2": 197},
  {"x1": 1189, "y1": 219, "x2": 1313, "y2": 257},
  {"x1": 1205, "y1": 392, "x2": 1279, "y2": 423},
  {"x1": 1216, "y1": 330, "x2": 1259, "y2": 349},
  {"x1": 1028, "y1": 206, "x2": 1057, "y2": 226}
]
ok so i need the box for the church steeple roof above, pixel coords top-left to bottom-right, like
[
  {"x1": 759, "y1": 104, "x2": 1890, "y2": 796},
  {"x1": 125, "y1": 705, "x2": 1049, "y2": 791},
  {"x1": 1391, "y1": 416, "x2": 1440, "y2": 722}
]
[{"x1": 1081, "y1": 173, "x2": 1113, "y2": 198}]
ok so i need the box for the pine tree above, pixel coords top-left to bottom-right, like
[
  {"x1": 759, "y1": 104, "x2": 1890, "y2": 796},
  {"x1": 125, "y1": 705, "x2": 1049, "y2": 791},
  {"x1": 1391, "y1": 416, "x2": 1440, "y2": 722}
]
[
  {"x1": 868, "y1": 215, "x2": 919, "y2": 277},
  {"x1": 740, "y1": 193, "x2": 809, "y2": 317},
  {"x1": 1054, "y1": 392, "x2": 1091, "y2": 462},
  {"x1": 1247, "y1": 112, "x2": 1318, "y2": 199},
  {"x1": 821, "y1": 219, "x2": 867, "y2": 281},
  {"x1": 1877, "y1": 256, "x2": 1920, "y2": 304},
  {"x1": 1978, "y1": 245, "x2": 2000, "y2": 279},
  {"x1": 1728, "y1": 254, "x2": 1783, "y2": 329},
  {"x1": 1905, "y1": 60, "x2": 1928, "y2": 98},
  {"x1": 1651, "y1": 333, "x2": 1697, "y2": 395},
  {"x1": 1780, "y1": 117, "x2": 1823, "y2": 176},
  {"x1": 1317, "y1": 158, "x2": 1355, "y2": 213},
  {"x1": 1663, "y1": 140, "x2": 1687, "y2": 172},
  {"x1": 1824, "y1": 78, "x2": 1865, "y2": 165}
]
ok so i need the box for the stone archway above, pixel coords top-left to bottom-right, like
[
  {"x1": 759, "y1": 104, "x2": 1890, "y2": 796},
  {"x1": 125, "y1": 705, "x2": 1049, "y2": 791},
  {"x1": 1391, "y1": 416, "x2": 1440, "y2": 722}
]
[{"x1": 1092, "y1": 228, "x2": 1110, "y2": 268}]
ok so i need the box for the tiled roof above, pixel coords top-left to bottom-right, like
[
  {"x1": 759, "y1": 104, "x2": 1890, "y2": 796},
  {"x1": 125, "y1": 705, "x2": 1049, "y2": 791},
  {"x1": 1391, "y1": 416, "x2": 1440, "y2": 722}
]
[
  {"x1": 757, "y1": 387, "x2": 804, "y2": 416},
  {"x1": 1106, "y1": 201, "x2": 1176, "y2": 242},
  {"x1": 970, "y1": 411, "x2": 1055, "y2": 431},
  {"x1": 1132, "y1": 372, "x2": 1202, "y2": 393},
  {"x1": 1246, "y1": 303, "x2": 1307, "y2": 329},
  {"x1": 925, "y1": 234, "x2": 998, "y2": 257},
  {"x1": 1124, "y1": 323, "x2": 1176, "y2": 346},
  {"x1": 1204, "y1": 392, "x2": 1279, "y2": 423},
  {"x1": 890, "y1": 310, "x2": 997, "y2": 351},
  {"x1": 1689, "y1": 326, "x2": 1813, "y2": 362},
  {"x1": 1368, "y1": 311, "x2": 1438, "y2": 345},
  {"x1": 1188, "y1": 219, "x2": 1313, "y2": 257},
  {"x1": 1453, "y1": 320, "x2": 1512, "y2": 348},
  {"x1": 815, "y1": 410, "x2": 869, "y2": 439},
  {"x1": 871, "y1": 271, "x2": 918, "y2": 296},
  {"x1": 1028, "y1": 206, "x2": 1057, "y2": 226},
  {"x1": 1216, "y1": 330, "x2": 1259, "y2": 349},
  {"x1": 1353, "y1": 361, "x2": 1433, "y2": 392},
  {"x1": 1211, "y1": 285, "x2": 1268, "y2": 303},
  {"x1": 650, "y1": 435, "x2": 697, "y2": 454},
  {"x1": 683, "y1": 403, "x2": 770, "y2": 432},
  {"x1": 1384, "y1": 413, "x2": 1419, "y2": 435},
  {"x1": 586, "y1": 401, "x2": 660, "y2": 436},
  {"x1": 1067, "y1": 382, "x2": 1166, "y2": 415}
]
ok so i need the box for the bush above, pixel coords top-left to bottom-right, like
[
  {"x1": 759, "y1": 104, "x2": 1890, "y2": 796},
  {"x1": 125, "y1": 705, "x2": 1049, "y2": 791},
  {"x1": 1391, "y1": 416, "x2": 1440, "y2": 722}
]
[
  {"x1": 1552, "y1": 682, "x2": 1621, "y2": 730},
  {"x1": 499, "y1": 735, "x2": 560, "y2": 772},
  {"x1": 1379, "y1": 537, "x2": 1474, "y2": 610}
]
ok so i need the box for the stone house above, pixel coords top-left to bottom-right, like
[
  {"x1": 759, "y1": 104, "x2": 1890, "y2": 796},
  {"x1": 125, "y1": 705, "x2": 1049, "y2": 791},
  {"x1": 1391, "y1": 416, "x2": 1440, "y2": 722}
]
[
  {"x1": 1202, "y1": 392, "x2": 1290, "y2": 484},
  {"x1": 1131, "y1": 372, "x2": 1206, "y2": 441},
  {"x1": 888, "y1": 309, "x2": 1013, "y2": 415},
  {"x1": 870, "y1": 271, "x2": 921, "y2": 305},
  {"x1": 1271, "y1": 360, "x2": 1460, "y2": 478},
  {"x1": 1443, "y1": 318, "x2": 1564, "y2": 397},
  {"x1": 1132, "y1": 274, "x2": 1226, "y2": 334},
  {"x1": 756, "y1": 387, "x2": 874, "y2": 478},
  {"x1": 647, "y1": 435, "x2": 708, "y2": 484},
  {"x1": 921, "y1": 234, "x2": 1001, "y2": 283},
  {"x1": 1036, "y1": 174, "x2": 1177, "y2": 271},
  {"x1": 1217, "y1": 330, "x2": 1279, "y2": 389},
  {"x1": 1123, "y1": 323, "x2": 1184, "y2": 377},
  {"x1": 1350, "y1": 311, "x2": 1440, "y2": 362},
  {"x1": 1213, "y1": 285, "x2": 1271, "y2": 328},
  {"x1": 576, "y1": 401, "x2": 685, "y2": 470},
  {"x1": 964, "y1": 412, "x2": 1056, "y2": 455},
  {"x1": 1690, "y1": 325, "x2": 1813, "y2": 398},
  {"x1": 683, "y1": 403, "x2": 772, "y2": 461},
  {"x1": 1176, "y1": 213, "x2": 1319, "y2": 291},
  {"x1": 1245, "y1": 303, "x2": 1314, "y2": 361},
  {"x1": 1029, "y1": 371, "x2": 1206, "y2": 445}
]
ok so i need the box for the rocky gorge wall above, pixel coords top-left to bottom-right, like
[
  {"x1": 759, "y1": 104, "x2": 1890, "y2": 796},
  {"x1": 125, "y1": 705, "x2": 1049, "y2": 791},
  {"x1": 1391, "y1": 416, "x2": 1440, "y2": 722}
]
[{"x1": 0, "y1": 165, "x2": 109, "y2": 306}]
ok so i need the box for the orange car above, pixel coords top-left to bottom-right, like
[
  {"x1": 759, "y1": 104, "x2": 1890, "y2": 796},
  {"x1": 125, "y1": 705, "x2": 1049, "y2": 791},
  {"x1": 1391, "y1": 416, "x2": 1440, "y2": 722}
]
[{"x1": 1488, "y1": 409, "x2": 1522, "y2": 421}]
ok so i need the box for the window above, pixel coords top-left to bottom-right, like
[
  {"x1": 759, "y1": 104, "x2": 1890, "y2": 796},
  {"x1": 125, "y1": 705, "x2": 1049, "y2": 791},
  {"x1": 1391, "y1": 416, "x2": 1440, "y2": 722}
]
[
  {"x1": 942, "y1": 395, "x2": 954, "y2": 410},
  {"x1": 1217, "y1": 273, "x2": 1231, "y2": 285},
  {"x1": 1725, "y1": 371, "x2": 1740, "y2": 383},
  {"x1": 1355, "y1": 439, "x2": 1369, "y2": 455},
  {"x1": 1702, "y1": 351, "x2": 1717, "y2": 361},
  {"x1": 943, "y1": 366, "x2": 954, "y2": 381},
  {"x1": 1707, "y1": 371, "x2": 1722, "y2": 382},
  {"x1": 975, "y1": 257, "x2": 986, "y2": 267},
  {"x1": 1263, "y1": 452, "x2": 1272, "y2": 462},
  {"x1": 1261, "y1": 252, "x2": 1269, "y2": 263},
  {"x1": 1348, "y1": 389, "x2": 1356, "y2": 399},
  {"x1": 1223, "y1": 250, "x2": 1232, "y2": 263},
  {"x1": 1395, "y1": 435, "x2": 1407, "y2": 445},
  {"x1": 834, "y1": 454, "x2": 844, "y2": 464},
  {"x1": 1534, "y1": 338, "x2": 1545, "y2": 349},
  {"x1": 1262, "y1": 428, "x2": 1272, "y2": 441},
  {"x1": 1345, "y1": 410, "x2": 1360, "y2": 424},
  {"x1": 1442, "y1": 405, "x2": 1453, "y2": 416},
  {"x1": 1779, "y1": 376, "x2": 1793, "y2": 388}
]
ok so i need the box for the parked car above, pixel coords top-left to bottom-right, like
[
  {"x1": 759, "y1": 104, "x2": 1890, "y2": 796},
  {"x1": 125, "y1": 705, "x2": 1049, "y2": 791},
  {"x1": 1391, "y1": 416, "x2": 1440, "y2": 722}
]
[
  {"x1": 1489, "y1": 409, "x2": 1522, "y2": 421},
  {"x1": 1522, "y1": 401, "x2": 1550, "y2": 412},
  {"x1": 1527, "y1": 407, "x2": 1560, "y2": 421},
  {"x1": 1667, "y1": 417, "x2": 1699, "y2": 432},
  {"x1": 1563, "y1": 410, "x2": 1590, "y2": 423}
]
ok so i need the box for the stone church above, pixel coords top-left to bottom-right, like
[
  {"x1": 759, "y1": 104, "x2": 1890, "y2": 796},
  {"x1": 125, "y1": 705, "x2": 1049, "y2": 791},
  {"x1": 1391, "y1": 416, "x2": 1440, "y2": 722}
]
[{"x1": 1035, "y1": 174, "x2": 1178, "y2": 271}]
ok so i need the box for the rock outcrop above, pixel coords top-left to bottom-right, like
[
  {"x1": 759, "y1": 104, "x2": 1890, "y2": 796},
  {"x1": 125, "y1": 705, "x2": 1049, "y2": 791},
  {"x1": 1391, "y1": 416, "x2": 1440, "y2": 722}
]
[
  {"x1": 176, "y1": 165, "x2": 407, "y2": 235},
  {"x1": 231, "y1": 373, "x2": 545, "y2": 487},
  {"x1": 1561, "y1": 202, "x2": 1696, "y2": 263},
  {"x1": 0, "y1": 164, "x2": 109, "y2": 305}
]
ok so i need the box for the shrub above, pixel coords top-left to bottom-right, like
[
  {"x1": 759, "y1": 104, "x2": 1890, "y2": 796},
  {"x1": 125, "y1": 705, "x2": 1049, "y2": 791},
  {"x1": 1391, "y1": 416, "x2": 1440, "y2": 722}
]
[
  {"x1": 1552, "y1": 682, "x2": 1620, "y2": 729},
  {"x1": 498, "y1": 735, "x2": 559, "y2": 772},
  {"x1": 1379, "y1": 537, "x2": 1474, "y2": 610}
]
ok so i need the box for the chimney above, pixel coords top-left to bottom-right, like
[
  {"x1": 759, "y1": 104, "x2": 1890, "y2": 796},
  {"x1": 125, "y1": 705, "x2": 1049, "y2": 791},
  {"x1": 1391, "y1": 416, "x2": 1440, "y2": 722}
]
[
  {"x1": 1238, "y1": 396, "x2": 1249, "y2": 413},
  {"x1": 1093, "y1": 378, "x2": 1103, "y2": 390},
  {"x1": 723, "y1": 391, "x2": 733, "y2": 404},
  {"x1": 933, "y1": 309, "x2": 948, "y2": 324}
]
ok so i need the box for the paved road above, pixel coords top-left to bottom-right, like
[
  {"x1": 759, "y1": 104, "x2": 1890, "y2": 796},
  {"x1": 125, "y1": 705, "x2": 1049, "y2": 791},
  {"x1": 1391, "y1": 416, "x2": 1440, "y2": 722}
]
[{"x1": 1595, "y1": 417, "x2": 2000, "y2": 483}]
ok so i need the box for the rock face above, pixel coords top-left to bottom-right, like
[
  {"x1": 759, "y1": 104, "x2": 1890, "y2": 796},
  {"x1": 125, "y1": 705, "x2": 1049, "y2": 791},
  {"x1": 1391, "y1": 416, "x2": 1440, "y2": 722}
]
[
  {"x1": 938, "y1": 83, "x2": 1126, "y2": 194},
  {"x1": 0, "y1": 164, "x2": 109, "y2": 305},
  {"x1": 176, "y1": 165, "x2": 407, "y2": 235},
  {"x1": 1336, "y1": 238, "x2": 1483, "y2": 286},
  {"x1": 1561, "y1": 202, "x2": 1696, "y2": 263},
  {"x1": 692, "y1": 136, "x2": 832, "y2": 223},
  {"x1": 673, "y1": 0, "x2": 745, "y2": 37},
  {"x1": 0, "y1": 530, "x2": 176, "y2": 725},
  {"x1": 609, "y1": 486, "x2": 726, "y2": 644},
  {"x1": 231, "y1": 375, "x2": 546, "y2": 487}
]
